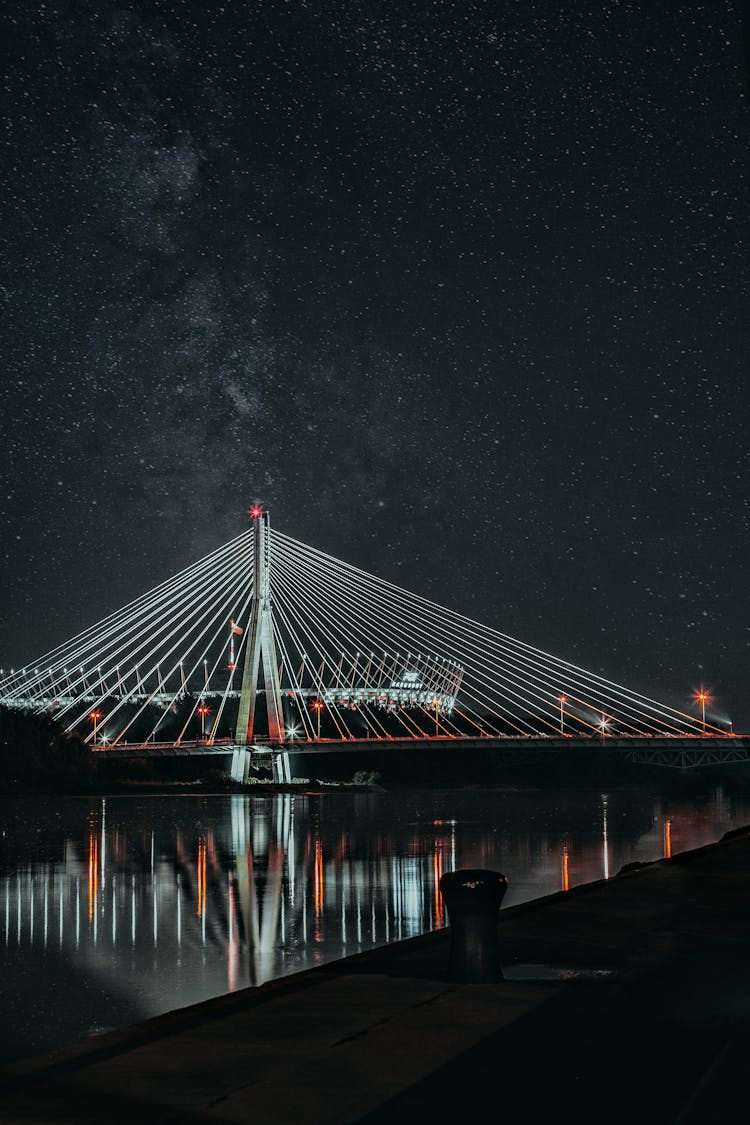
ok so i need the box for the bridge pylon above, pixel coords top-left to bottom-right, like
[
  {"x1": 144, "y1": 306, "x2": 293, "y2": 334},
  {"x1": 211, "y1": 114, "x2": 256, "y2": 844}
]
[{"x1": 234, "y1": 508, "x2": 285, "y2": 745}]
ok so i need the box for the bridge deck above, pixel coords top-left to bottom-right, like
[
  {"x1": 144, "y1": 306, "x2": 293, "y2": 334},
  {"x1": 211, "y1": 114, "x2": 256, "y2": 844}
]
[{"x1": 93, "y1": 734, "x2": 750, "y2": 769}]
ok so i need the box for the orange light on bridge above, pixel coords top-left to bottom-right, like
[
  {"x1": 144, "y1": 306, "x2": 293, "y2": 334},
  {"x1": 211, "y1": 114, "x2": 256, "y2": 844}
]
[
  {"x1": 693, "y1": 690, "x2": 711, "y2": 732},
  {"x1": 89, "y1": 710, "x2": 103, "y2": 738},
  {"x1": 311, "y1": 699, "x2": 324, "y2": 739},
  {"x1": 196, "y1": 703, "x2": 211, "y2": 737}
]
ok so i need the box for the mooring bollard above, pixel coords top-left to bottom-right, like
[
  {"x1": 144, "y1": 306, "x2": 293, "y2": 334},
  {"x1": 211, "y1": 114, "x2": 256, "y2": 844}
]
[{"x1": 439, "y1": 868, "x2": 508, "y2": 982}]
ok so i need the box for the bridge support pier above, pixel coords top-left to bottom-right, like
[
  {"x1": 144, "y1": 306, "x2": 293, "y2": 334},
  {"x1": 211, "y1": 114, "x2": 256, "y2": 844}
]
[
  {"x1": 230, "y1": 747, "x2": 253, "y2": 784},
  {"x1": 229, "y1": 747, "x2": 291, "y2": 785},
  {"x1": 272, "y1": 751, "x2": 292, "y2": 784}
]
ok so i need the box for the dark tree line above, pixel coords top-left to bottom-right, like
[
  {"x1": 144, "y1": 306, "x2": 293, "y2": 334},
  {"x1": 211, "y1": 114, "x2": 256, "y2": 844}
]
[{"x1": 0, "y1": 706, "x2": 97, "y2": 792}]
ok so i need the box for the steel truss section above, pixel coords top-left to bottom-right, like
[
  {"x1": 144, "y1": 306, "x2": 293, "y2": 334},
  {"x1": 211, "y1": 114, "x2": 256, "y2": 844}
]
[{"x1": 625, "y1": 746, "x2": 750, "y2": 769}]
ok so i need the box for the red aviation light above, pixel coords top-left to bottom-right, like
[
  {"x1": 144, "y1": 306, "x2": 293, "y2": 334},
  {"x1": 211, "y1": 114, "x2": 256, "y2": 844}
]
[{"x1": 248, "y1": 505, "x2": 264, "y2": 519}]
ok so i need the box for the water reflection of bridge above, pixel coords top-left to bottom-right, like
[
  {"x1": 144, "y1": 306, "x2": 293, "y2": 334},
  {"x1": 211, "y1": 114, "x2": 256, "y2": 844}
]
[
  {"x1": 6, "y1": 784, "x2": 748, "y2": 1068},
  {"x1": 3, "y1": 796, "x2": 456, "y2": 1003},
  {"x1": 4, "y1": 784, "x2": 748, "y2": 1065},
  {"x1": 5, "y1": 786, "x2": 741, "y2": 982}
]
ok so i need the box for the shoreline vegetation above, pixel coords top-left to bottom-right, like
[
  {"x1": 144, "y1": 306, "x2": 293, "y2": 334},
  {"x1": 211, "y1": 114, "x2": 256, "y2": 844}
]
[
  {"x1": 0, "y1": 706, "x2": 97, "y2": 794},
  {"x1": 89, "y1": 775, "x2": 387, "y2": 797},
  {"x1": 0, "y1": 706, "x2": 385, "y2": 796}
]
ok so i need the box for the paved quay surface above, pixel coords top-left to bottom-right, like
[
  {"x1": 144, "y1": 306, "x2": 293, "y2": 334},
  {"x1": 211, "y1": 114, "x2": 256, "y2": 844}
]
[{"x1": 2, "y1": 828, "x2": 750, "y2": 1124}]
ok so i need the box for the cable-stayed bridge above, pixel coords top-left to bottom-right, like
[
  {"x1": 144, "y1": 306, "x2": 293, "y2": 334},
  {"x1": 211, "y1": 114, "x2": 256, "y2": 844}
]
[{"x1": 1, "y1": 507, "x2": 744, "y2": 770}]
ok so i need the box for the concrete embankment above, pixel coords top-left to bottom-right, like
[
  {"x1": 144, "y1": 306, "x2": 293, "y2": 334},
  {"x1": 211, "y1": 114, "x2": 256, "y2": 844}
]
[{"x1": 3, "y1": 829, "x2": 750, "y2": 1123}]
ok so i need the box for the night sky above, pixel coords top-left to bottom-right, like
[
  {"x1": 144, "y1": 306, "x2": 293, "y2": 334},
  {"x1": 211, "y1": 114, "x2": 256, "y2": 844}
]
[{"x1": 2, "y1": 2, "x2": 748, "y2": 727}]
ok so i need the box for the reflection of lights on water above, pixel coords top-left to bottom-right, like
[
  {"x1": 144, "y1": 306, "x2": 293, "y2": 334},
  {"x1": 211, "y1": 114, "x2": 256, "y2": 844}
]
[
  {"x1": 395, "y1": 858, "x2": 423, "y2": 939},
  {"x1": 131, "y1": 875, "x2": 136, "y2": 946},
  {"x1": 196, "y1": 839, "x2": 207, "y2": 918},
  {"x1": 0, "y1": 811, "x2": 467, "y2": 975},
  {"x1": 313, "y1": 838, "x2": 324, "y2": 938},
  {"x1": 602, "y1": 795, "x2": 610, "y2": 880},
  {"x1": 227, "y1": 874, "x2": 238, "y2": 992},
  {"x1": 88, "y1": 833, "x2": 98, "y2": 923},
  {"x1": 100, "y1": 799, "x2": 106, "y2": 891},
  {"x1": 14, "y1": 785, "x2": 750, "y2": 1064},
  {"x1": 433, "y1": 847, "x2": 444, "y2": 926}
]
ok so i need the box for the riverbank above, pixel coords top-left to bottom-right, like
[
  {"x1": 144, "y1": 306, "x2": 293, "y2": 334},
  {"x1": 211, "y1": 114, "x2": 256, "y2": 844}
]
[
  {"x1": 89, "y1": 777, "x2": 387, "y2": 796},
  {"x1": 7, "y1": 742, "x2": 750, "y2": 798},
  {"x1": 2, "y1": 824, "x2": 749, "y2": 1123}
]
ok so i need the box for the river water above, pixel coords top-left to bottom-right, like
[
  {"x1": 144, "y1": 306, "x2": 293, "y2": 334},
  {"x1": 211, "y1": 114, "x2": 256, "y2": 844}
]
[{"x1": 2, "y1": 779, "x2": 749, "y2": 1065}]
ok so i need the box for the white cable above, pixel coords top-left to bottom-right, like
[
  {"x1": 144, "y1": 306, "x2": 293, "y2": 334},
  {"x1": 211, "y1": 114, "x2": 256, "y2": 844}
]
[{"x1": 276, "y1": 531, "x2": 707, "y2": 732}]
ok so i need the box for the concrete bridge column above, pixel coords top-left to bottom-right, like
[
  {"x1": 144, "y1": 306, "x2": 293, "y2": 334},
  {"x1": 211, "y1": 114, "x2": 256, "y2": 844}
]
[
  {"x1": 272, "y1": 751, "x2": 291, "y2": 783},
  {"x1": 230, "y1": 747, "x2": 252, "y2": 783}
]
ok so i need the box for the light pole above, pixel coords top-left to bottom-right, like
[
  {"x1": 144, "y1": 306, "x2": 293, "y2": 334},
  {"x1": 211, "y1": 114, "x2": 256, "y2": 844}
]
[
  {"x1": 432, "y1": 698, "x2": 440, "y2": 737},
  {"x1": 89, "y1": 710, "x2": 103, "y2": 740},
  {"x1": 311, "y1": 699, "x2": 323, "y2": 740},
  {"x1": 695, "y1": 690, "x2": 709, "y2": 733},
  {"x1": 197, "y1": 703, "x2": 210, "y2": 738},
  {"x1": 559, "y1": 695, "x2": 567, "y2": 735}
]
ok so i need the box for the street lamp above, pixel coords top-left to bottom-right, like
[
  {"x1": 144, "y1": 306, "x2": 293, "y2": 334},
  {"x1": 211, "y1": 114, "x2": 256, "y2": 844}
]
[
  {"x1": 559, "y1": 694, "x2": 567, "y2": 735},
  {"x1": 89, "y1": 710, "x2": 103, "y2": 739},
  {"x1": 694, "y1": 690, "x2": 710, "y2": 733},
  {"x1": 431, "y1": 698, "x2": 440, "y2": 737},
  {"x1": 196, "y1": 703, "x2": 210, "y2": 738},
  {"x1": 311, "y1": 699, "x2": 323, "y2": 740},
  {"x1": 598, "y1": 713, "x2": 610, "y2": 738}
]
